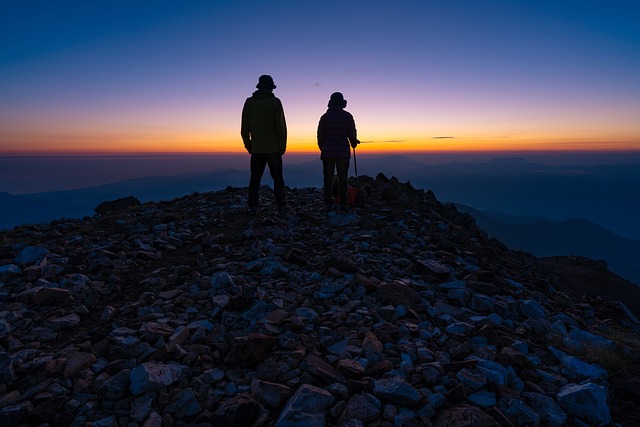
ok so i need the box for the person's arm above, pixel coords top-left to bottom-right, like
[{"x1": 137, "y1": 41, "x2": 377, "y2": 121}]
[
  {"x1": 317, "y1": 116, "x2": 325, "y2": 150},
  {"x1": 241, "y1": 99, "x2": 252, "y2": 153},
  {"x1": 348, "y1": 114, "x2": 359, "y2": 148},
  {"x1": 275, "y1": 98, "x2": 287, "y2": 154}
]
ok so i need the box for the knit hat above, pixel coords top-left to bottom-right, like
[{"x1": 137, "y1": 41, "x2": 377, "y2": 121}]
[
  {"x1": 256, "y1": 75, "x2": 276, "y2": 89},
  {"x1": 328, "y1": 92, "x2": 347, "y2": 108}
]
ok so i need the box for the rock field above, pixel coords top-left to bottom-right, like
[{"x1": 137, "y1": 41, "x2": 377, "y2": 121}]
[{"x1": 1, "y1": 174, "x2": 639, "y2": 426}]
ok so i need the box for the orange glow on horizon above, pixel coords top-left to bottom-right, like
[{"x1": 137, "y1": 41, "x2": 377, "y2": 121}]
[{"x1": 1, "y1": 130, "x2": 638, "y2": 155}]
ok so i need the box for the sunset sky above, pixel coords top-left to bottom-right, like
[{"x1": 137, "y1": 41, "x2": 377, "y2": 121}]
[{"x1": 1, "y1": 0, "x2": 639, "y2": 154}]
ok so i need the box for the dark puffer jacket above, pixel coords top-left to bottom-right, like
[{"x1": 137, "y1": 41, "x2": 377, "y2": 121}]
[{"x1": 317, "y1": 107, "x2": 358, "y2": 159}]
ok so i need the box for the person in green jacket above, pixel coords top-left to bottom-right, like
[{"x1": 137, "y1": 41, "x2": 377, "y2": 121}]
[{"x1": 241, "y1": 75, "x2": 288, "y2": 213}]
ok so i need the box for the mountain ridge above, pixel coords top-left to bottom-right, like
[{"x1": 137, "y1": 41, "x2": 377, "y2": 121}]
[
  {"x1": 456, "y1": 204, "x2": 640, "y2": 285},
  {"x1": 1, "y1": 174, "x2": 639, "y2": 425}
]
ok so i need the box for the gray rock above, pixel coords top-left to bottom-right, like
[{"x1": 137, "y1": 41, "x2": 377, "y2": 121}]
[
  {"x1": 211, "y1": 271, "x2": 235, "y2": 289},
  {"x1": 549, "y1": 346, "x2": 608, "y2": 381},
  {"x1": 49, "y1": 313, "x2": 80, "y2": 330},
  {"x1": 63, "y1": 352, "x2": 96, "y2": 379},
  {"x1": 505, "y1": 399, "x2": 540, "y2": 427},
  {"x1": 373, "y1": 376, "x2": 422, "y2": 407},
  {"x1": 338, "y1": 392, "x2": 381, "y2": 425},
  {"x1": 213, "y1": 394, "x2": 262, "y2": 426},
  {"x1": 434, "y1": 404, "x2": 498, "y2": 427},
  {"x1": 142, "y1": 411, "x2": 162, "y2": 427},
  {"x1": 558, "y1": 382, "x2": 611, "y2": 426},
  {"x1": 446, "y1": 322, "x2": 474, "y2": 335},
  {"x1": 567, "y1": 328, "x2": 614, "y2": 350},
  {"x1": 203, "y1": 368, "x2": 225, "y2": 384},
  {"x1": 0, "y1": 320, "x2": 11, "y2": 339},
  {"x1": 275, "y1": 384, "x2": 335, "y2": 427},
  {"x1": 130, "y1": 394, "x2": 155, "y2": 422},
  {"x1": 168, "y1": 388, "x2": 201, "y2": 418},
  {"x1": 302, "y1": 354, "x2": 347, "y2": 384},
  {"x1": 94, "y1": 196, "x2": 140, "y2": 215},
  {"x1": 14, "y1": 245, "x2": 48, "y2": 265},
  {"x1": 473, "y1": 359, "x2": 508, "y2": 386},
  {"x1": 467, "y1": 390, "x2": 496, "y2": 407},
  {"x1": 438, "y1": 279, "x2": 466, "y2": 290},
  {"x1": 457, "y1": 368, "x2": 487, "y2": 391},
  {"x1": 520, "y1": 299, "x2": 546, "y2": 319},
  {"x1": 470, "y1": 293, "x2": 494, "y2": 312},
  {"x1": 523, "y1": 392, "x2": 567, "y2": 427},
  {"x1": 251, "y1": 378, "x2": 292, "y2": 408},
  {"x1": 129, "y1": 362, "x2": 187, "y2": 395},
  {"x1": 0, "y1": 264, "x2": 21, "y2": 279},
  {"x1": 99, "y1": 370, "x2": 131, "y2": 399}
]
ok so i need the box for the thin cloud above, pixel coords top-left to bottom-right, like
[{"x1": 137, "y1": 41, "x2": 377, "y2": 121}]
[
  {"x1": 433, "y1": 136, "x2": 454, "y2": 139},
  {"x1": 360, "y1": 139, "x2": 407, "y2": 144}
]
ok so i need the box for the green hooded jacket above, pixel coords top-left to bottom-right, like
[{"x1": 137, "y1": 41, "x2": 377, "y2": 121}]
[{"x1": 241, "y1": 90, "x2": 287, "y2": 154}]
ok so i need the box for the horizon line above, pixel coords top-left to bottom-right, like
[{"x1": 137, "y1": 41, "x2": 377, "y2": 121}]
[{"x1": 3, "y1": 148, "x2": 640, "y2": 157}]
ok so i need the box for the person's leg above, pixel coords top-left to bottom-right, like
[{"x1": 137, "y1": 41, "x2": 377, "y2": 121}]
[
  {"x1": 249, "y1": 154, "x2": 268, "y2": 209},
  {"x1": 322, "y1": 159, "x2": 336, "y2": 208},
  {"x1": 266, "y1": 153, "x2": 286, "y2": 206},
  {"x1": 336, "y1": 158, "x2": 350, "y2": 210}
]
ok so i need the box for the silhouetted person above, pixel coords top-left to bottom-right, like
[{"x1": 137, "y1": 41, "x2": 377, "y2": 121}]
[
  {"x1": 317, "y1": 92, "x2": 360, "y2": 212},
  {"x1": 241, "y1": 75, "x2": 287, "y2": 213}
]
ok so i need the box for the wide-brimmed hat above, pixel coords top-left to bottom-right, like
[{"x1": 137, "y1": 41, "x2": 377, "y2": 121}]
[
  {"x1": 256, "y1": 75, "x2": 276, "y2": 89},
  {"x1": 328, "y1": 92, "x2": 347, "y2": 108}
]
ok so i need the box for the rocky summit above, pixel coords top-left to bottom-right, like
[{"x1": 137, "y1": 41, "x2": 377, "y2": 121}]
[{"x1": 1, "y1": 174, "x2": 639, "y2": 427}]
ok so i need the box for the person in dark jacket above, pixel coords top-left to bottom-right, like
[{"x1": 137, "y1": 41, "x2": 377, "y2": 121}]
[
  {"x1": 241, "y1": 75, "x2": 287, "y2": 213},
  {"x1": 317, "y1": 92, "x2": 360, "y2": 211}
]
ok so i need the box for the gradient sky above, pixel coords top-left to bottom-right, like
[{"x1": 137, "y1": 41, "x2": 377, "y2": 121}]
[{"x1": 1, "y1": 0, "x2": 639, "y2": 154}]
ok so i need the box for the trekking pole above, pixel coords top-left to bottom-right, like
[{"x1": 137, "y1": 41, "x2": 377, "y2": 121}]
[{"x1": 352, "y1": 145, "x2": 358, "y2": 179}]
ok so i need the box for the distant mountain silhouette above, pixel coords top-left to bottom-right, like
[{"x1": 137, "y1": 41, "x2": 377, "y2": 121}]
[
  {"x1": 0, "y1": 169, "x2": 248, "y2": 230},
  {"x1": 457, "y1": 204, "x2": 640, "y2": 285},
  {"x1": 355, "y1": 155, "x2": 639, "y2": 241}
]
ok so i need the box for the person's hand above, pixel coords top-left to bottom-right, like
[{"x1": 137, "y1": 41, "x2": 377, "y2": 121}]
[{"x1": 351, "y1": 140, "x2": 359, "y2": 148}]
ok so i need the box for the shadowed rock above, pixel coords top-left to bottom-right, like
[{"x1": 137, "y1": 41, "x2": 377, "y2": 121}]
[{"x1": 94, "y1": 195, "x2": 141, "y2": 215}]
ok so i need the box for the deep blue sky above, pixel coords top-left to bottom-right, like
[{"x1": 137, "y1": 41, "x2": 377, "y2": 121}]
[{"x1": 1, "y1": 0, "x2": 639, "y2": 153}]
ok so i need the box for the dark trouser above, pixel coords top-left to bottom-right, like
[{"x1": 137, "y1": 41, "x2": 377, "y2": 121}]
[
  {"x1": 249, "y1": 153, "x2": 285, "y2": 208},
  {"x1": 322, "y1": 158, "x2": 349, "y2": 208}
]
